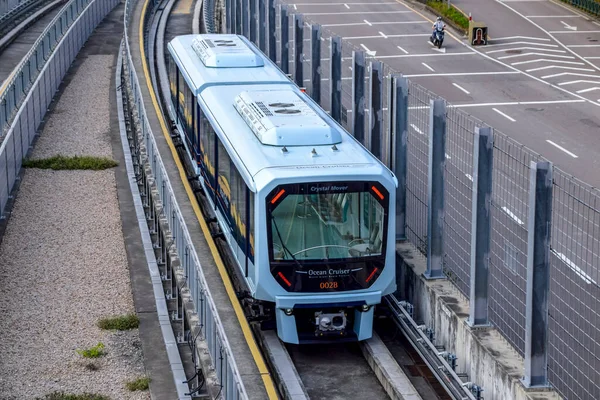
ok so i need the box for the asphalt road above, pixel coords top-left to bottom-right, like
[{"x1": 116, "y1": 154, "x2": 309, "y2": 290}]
[{"x1": 284, "y1": 0, "x2": 600, "y2": 188}]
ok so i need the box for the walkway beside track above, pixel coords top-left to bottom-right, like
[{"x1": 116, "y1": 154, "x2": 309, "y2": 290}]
[
  {"x1": 0, "y1": 4, "x2": 178, "y2": 398},
  {"x1": 128, "y1": 0, "x2": 273, "y2": 398}
]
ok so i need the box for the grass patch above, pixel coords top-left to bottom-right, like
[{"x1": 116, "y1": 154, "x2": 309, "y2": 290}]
[
  {"x1": 125, "y1": 376, "x2": 151, "y2": 391},
  {"x1": 97, "y1": 313, "x2": 140, "y2": 331},
  {"x1": 427, "y1": 1, "x2": 470, "y2": 31},
  {"x1": 23, "y1": 155, "x2": 118, "y2": 170},
  {"x1": 76, "y1": 342, "x2": 105, "y2": 359},
  {"x1": 36, "y1": 392, "x2": 110, "y2": 400}
]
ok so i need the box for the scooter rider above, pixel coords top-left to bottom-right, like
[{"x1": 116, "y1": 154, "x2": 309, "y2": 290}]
[{"x1": 431, "y1": 16, "x2": 446, "y2": 42}]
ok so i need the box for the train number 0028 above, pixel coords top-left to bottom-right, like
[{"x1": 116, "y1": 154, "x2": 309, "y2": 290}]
[{"x1": 319, "y1": 281, "x2": 338, "y2": 289}]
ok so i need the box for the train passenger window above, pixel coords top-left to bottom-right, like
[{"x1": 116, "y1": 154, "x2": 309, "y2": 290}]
[
  {"x1": 249, "y1": 190, "x2": 255, "y2": 262},
  {"x1": 267, "y1": 183, "x2": 387, "y2": 261},
  {"x1": 168, "y1": 55, "x2": 177, "y2": 107}
]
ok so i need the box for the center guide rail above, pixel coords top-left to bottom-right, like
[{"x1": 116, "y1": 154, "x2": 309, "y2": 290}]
[{"x1": 125, "y1": 0, "x2": 279, "y2": 397}]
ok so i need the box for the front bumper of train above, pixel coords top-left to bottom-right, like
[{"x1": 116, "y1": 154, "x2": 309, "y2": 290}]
[{"x1": 274, "y1": 291, "x2": 382, "y2": 344}]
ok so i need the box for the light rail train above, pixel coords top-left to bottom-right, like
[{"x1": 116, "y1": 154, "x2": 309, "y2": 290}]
[{"x1": 166, "y1": 34, "x2": 398, "y2": 344}]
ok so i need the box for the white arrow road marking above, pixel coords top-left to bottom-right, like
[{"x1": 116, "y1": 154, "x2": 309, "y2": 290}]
[
  {"x1": 422, "y1": 62, "x2": 435, "y2": 71},
  {"x1": 410, "y1": 124, "x2": 424, "y2": 135},
  {"x1": 397, "y1": 46, "x2": 408, "y2": 54},
  {"x1": 360, "y1": 43, "x2": 376, "y2": 56},
  {"x1": 552, "y1": 251, "x2": 595, "y2": 285},
  {"x1": 487, "y1": 46, "x2": 566, "y2": 54},
  {"x1": 560, "y1": 20, "x2": 578, "y2": 30},
  {"x1": 344, "y1": 3, "x2": 350, "y2": 8},
  {"x1": 293, "y1": 3, "x2": 297, "y2": 9},
  {"x1": 379, "y1": 31, "x2": 387, "y2": 38},
  {"x1": 493, "y1": 108, "x2": 516, "y2": 122},
  {"x1": 452, "y1": 83, "x2": 470, "y2": 94},
  {"x1": 364, "y1": 19, "x2": 372, "y2": 26},
  {"x1": 542, "y1": 72, "x2": 600, "y2": 79},
  {"x1": 559, "y1": 79, "x2": 600, "y2": 85},
  {"x1": 502, "y1": 207, "x2": 524, "y2": 225},
  {"x1": 466, "y1": 174, "x2": 473, "y2": 182},
  {"x1": 577, "y1": 87, "x2": 600, "y2": 93},
  {"x1": 432, "y1": 47, "x2": 446, "y2": 53},
  {"x1": 498, "y1": 52, "x2": 575, "y2": 60},
  {"x1": 512, "y1": 58, "x2": 584, "y2": 66},
  {"x1": 526, "y1": 65, "x2": 595, "y2": 73},
  {"x1": 546, "y1": 140, "x2": 578, "y2": 158}
]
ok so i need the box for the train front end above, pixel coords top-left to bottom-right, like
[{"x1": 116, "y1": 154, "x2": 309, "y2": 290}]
[{"x1": 257, "y1": 173, "x2": 396, "y2": 344}]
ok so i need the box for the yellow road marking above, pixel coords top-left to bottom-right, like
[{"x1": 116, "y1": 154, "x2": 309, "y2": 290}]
[{"x1": 138, "y1": 1, "x2": 279, "y2": 398}]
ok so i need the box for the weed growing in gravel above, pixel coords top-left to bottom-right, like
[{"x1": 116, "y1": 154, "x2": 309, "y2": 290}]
[
  {"x1": 97, "y1": 313, "x2": 140, "y2": 330},
  {"x1": 36, "y1": 392, "x2": 110, "y2": 400},
  {"x1": 84, "y1": 362, "x2": 99, "y2": 371},
  {"x1": 76, "y1": 342, "x2": 105, "y2": 358},
  {"x1": 23, "y1": 155, "x2": 118, "y2": 170},
  {"x1": 125, "y1": 376, "x2": 151, "y2": 391}
]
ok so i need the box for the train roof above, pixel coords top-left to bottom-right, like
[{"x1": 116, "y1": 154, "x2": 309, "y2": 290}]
[{"x1": 167, "y1": 34, "x2": 394, "y2": 187}]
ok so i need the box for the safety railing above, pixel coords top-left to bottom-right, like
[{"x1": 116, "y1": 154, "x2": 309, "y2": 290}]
[
  {"x1": 222, "y1": 2, "x2": 600, "y2": 399},
  {"x1": 0, "y1": 0, "x2": 96, "y2": 140},
  {"x1": 0, "y1": 0, "x2": 119, "y2": 218},
  {"x1": 0, "y1": 0, "x2": 39, "y2": 29},
  {"x1": 560, "y1": 0, "x2": 600, "y2": 16},
  {"x1": 122, "y1": 0, "x2": 248, "y2": 398}
]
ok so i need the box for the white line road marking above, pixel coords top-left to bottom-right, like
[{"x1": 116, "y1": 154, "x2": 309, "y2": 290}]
[
  {"x1": 397, "y1": 46, "x2": 408, "y2": 54},
  {"x1": 560, "y1": 20, "x2": 578, "y2": 30},
  {"x1": 541, "y1": 72, "x2": 600, "y2": 79},
  {"x1": 568, "y1": 44, "x2": 600, "y2": 48},
  {"x1": 487, "y1": 46, "x2": 566, "y2": 54},
  {"x1": 432, "y1": 47, "x2": 446, "y2": 53},
  {"x1": 576, "y1": 87, "x2": 600, "y2": 93},
  {"x1": 493, "y1": 108, "x2": 516, "y2": 122},
  {"x1": 527, "y1": 15, "x2": 581, "y2": 18},
  {"x1": 454, "y1": 99, "x2": 585, "y2": 107},
  {"x1": 344, "y1": 3, "x2": 350, "y2": 8},
  {"x1": 502, "y1": 207, "x2": 524, "y2": 225},
  {"x1": 549, "y1": 30, "x2": 600, "y2": 33},
  {"x1": 364, "y1": 19, "x2": 372, "y2": 26},
  {"x1": 379, "y1": 31, "x2": 387, "y2": 38},
  {"x1": 303, "y1": 10, "x2": 412, "y2": 15},
  {"x1": 293, "y1": 3, "x2": 297, "y2": 9},
  {"x1": 445, "y1": 154, "x2": 451, "y2": 160},
  {"x1": 585, "y1": 57, "x2": 600, "y2": 60},
  {"x1": 376, "y1": 51, "x2": 475, "y2": 59},
  {"x1": 526, "y1": 65, "x2": 595, "y2": 73},
  {"x1": 498, "y1": 53, "x2": 575, "y2": 60},
  {"x1": 322, "y1": 21, "x2": 429, "y2": 27},
  {"x1": 360, "y1": 43, "x2": 370, "y2": 52},
  {"x1": 404, "y1": 71, "x2": 519, "y2": 77},
  {"x1": 452, "y1": 83, "x2": 470, "y2": 94},
  {"x1": 558, "y1": 79, "x2": 600, "y2": 85},
  {"x1": 512, "y1": 58, "x2": 585, "y2": 66},
  {"x1": 546, "y1": 140, "x2": 578, "y2": 158},
  {"x1": 488, "y1": 36, "x2": 551, "y2": 41},
  {"x1": 293, "y1": 1, "x2": 398, "y2": 4},
  {"x1": 410, "y1": 124, "x2": 424, "y2": 135},
  {"x1": 466, "y1": 174, "x2": 473, "y2": 182},
  {"x1": 484, "y1": 41, "x2": 559, "y2": 49},
  {"x1": 343, "y1": 33, "x2": 430, "y2": 39},
  {"x1": 552, "y1": 251, "x2": 596, "y2": 285},
  {"x1": 422, "y1": 62, "x2": 434, "y2": 71}
]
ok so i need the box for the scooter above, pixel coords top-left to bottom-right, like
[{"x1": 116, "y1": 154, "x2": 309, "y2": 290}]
[{"x1": 431, "y1": 28, "x2": 445, "y2": 49}]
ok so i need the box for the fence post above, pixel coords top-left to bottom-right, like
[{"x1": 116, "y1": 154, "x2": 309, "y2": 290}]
[
  {"x1": 311, "y1": 24, "x2": 321, "y2": 103},
  {"x1": 391, "y1": 74, "x2": 408, "y2": 241},
  {"x1": 523, "y1": 161, "x2": 553, "y2": 388},
  {"x1": 330, "y1": 36, "x2": 342, "y2": 124},
  {"x1": 226, "y1": 0, "x2": 231, "y2": 33},
  {"x1": 280, "y1": 5, "x2": 288, "y2": 74},
  {"x1": 293, "y1": 14, "x2": 303, "y2": 87},
  {"x1": 369, "y1": 60, "x2": 383, "y2": 159},
  {"x1": 250, "y1": 0, "x2": 257, "y2": 43},
  {"x1": 242, "y1": 0, "x2": 249, "y2": 37},
  {"x1": 467, "y1": 126, "x2": 493, "y2": 327},
  {"x1": 235, "y1": 0, "x2": 241, "y2": 34},
  {"x1": 268, "y1": 0, "x2": 276, "y2": 63},
  {"x1": 424, "y1": 99, "x2": 446, "y2": 279},
  {"x1": 259, "y1": 0, "x2": 266, "y2": 52},
  {"x1": 352, "y1": 50, "x2": 365, "y2": 144}
]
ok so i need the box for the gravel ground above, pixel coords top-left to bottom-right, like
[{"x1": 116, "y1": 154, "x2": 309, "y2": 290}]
[{"x1": 0, "y1": 55, "x2": 151, "y2": 399}]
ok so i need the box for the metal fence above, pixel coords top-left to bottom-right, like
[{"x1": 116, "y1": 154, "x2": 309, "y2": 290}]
[
  {"x1": 0, "y1": 0, "x2": 96, "y2": 140},
  {"x1": 223, "y1": 2, "x2": 600, "y2": 399},
  {"x1": 0, "y1": 0, "x2": 118, "y2": 218},
  {"x1": 0, "y1": 0, "x2": 20, "y2": 17},
  {"x1": 122, "y1": 0, "x2": 249, "y2": 398},
  {"x1": 560, "y1": 0, "x2": 600, "y2": 16}
]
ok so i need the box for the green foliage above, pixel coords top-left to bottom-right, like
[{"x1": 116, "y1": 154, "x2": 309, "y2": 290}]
[
  {"x1": 97, "y1": 314, "x2": 140, "y2": 331},
  {"x1": 23, "y1": 155, "x2": 118, "y2": 170},
  {"x1": 427, "y1": 1, "x2": 470, "y2": 30},
  {"x1": 125, "y1": 376, "x2": 151, "y2": 391},
  {"x1": 36, "y1": 392, "x2": 110, "y2": 400},
  {"x1": 76, "y1": 342, "x2": 105, "y2": 359}
]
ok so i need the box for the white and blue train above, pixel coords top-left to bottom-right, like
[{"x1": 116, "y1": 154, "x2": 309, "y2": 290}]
[{"x1": 166, "y1": 34, "x2": 398, "y2": 344}]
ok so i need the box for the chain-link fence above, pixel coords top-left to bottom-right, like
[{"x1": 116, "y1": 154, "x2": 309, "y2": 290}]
[{"x1": 225, "y1": 2, "x2": 600, "y2": 398}]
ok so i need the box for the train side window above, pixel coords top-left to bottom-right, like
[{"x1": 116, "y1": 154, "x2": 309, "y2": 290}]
[
  {"x1": 177, "y1": 70, "x2": 185, "y2": 126},
  {"x1": 189, "y1": 87, "x2": 195, "y2": 151},
  {"x1": 196, "y1": 103, "x2": 202, "y2": 161},
  {"x1": 248, "y1": 190, "x2": 255, "y2": 263},
  {"x1": 168, "y1": 55, "x2": 177, "y2": 107}
]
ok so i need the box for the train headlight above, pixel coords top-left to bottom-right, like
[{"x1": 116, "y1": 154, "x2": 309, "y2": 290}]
[
  {"x1": 361, "y1": 304, "x2": 371, "y2": 312},
  {"x1": 284, "y1": 308, "x2": 293, "y2": 316}
]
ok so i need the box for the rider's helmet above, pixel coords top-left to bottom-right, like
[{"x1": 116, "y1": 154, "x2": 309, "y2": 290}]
[{"x1": 437, "y1": 16, "x2": 442, "y2": 21}]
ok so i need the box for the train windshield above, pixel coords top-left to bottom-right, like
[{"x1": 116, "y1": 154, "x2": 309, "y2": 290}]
[{"x1": 267, "y1": 182, "x2": 389, "y2": 261}]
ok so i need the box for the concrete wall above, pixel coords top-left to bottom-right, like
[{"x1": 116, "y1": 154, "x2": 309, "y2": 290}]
[{"x1": 396, "y1": 242, "x2": 562, "y2": 400}]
